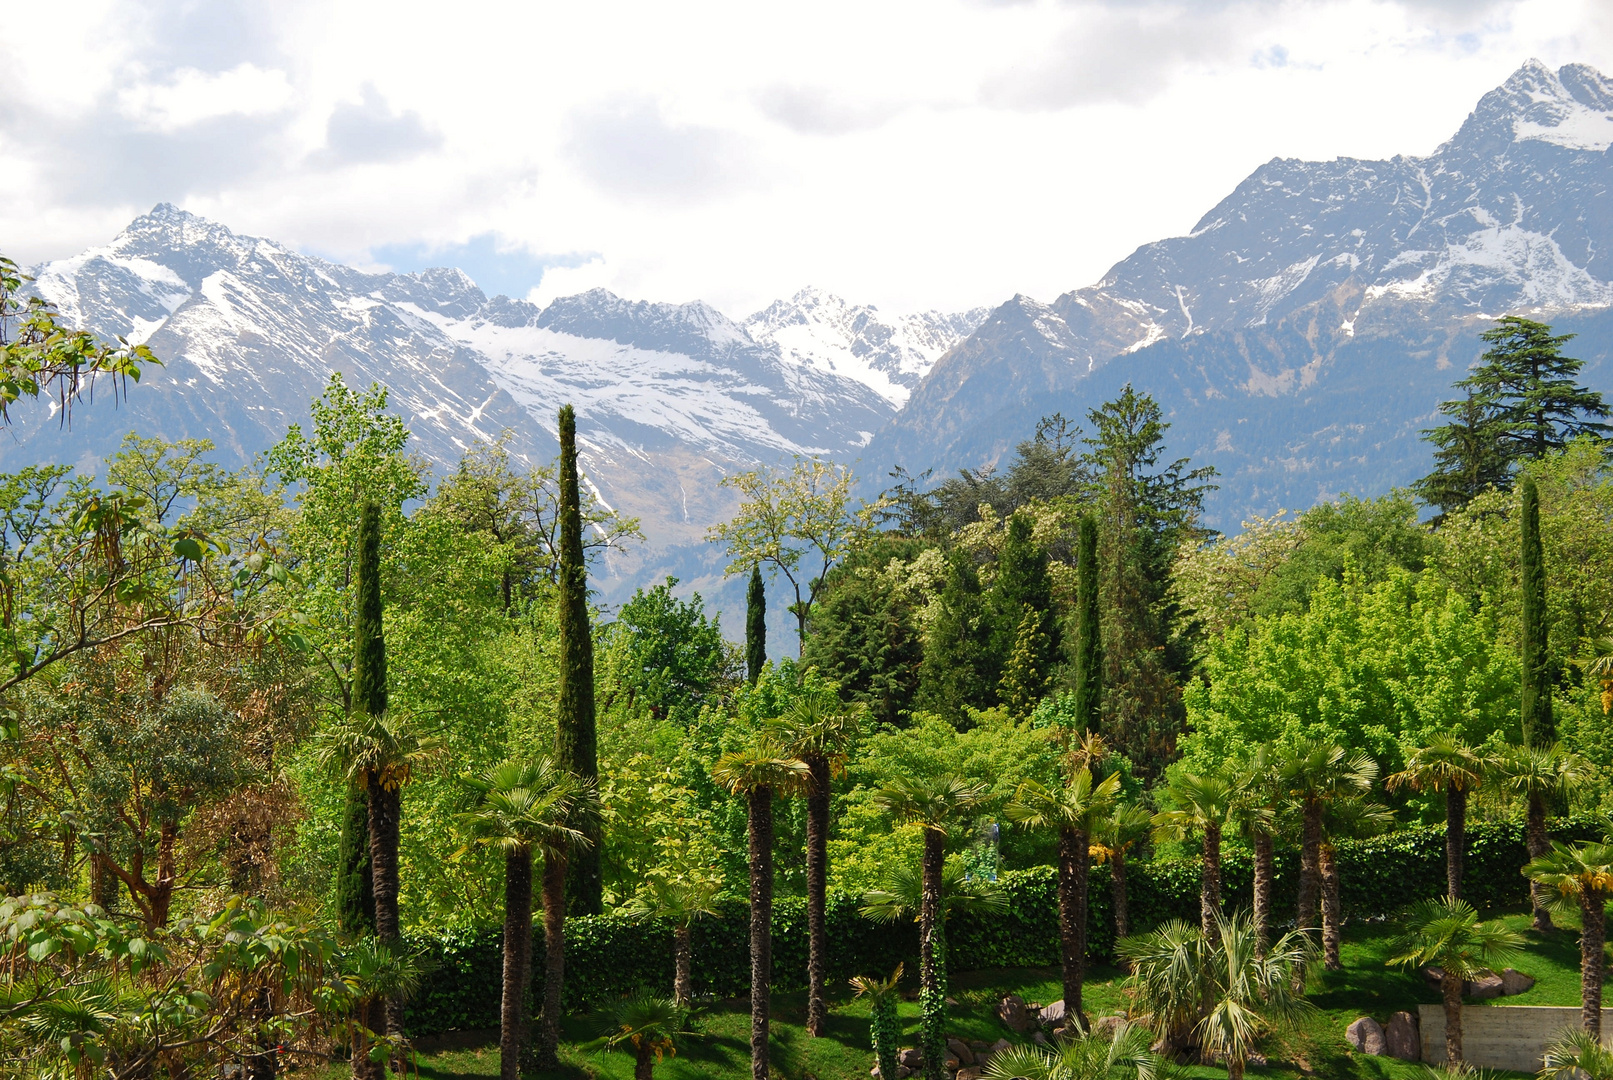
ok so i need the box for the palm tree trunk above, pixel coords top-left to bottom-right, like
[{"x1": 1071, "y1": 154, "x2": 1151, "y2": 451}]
[
  {"x1": 919, "y1": 827, "x2": 946, "y2": 1080},
  {"x1": 1057, "y1": 827, "x2": 1089, "y2": 1029},
  {"x1": 1298, "y1": 799, "x2": 1321, "y2": 931},
  {"x1": 635, "y1": 1041, "x2": 655, "y2": 1080},
  {"x1": 1253, "y1": 831, "x2": 1273, "y2": 959},
  {"x1": 1228, "y1": 1054, "x2": 1245, "y2": 1080},
  {"x1": 748, "y1": 785, "x2": 775, "y2": 1080},
  {"x1": 366, "y1": 778, "x2": 405, "y2": 1042},
  {"x1": 1446, "y1": 786, "x2": 1466, "y2": 900},
  {"x1": 1580, "y1": 888, "x2": 1606, "y2": 1036},
  {"x1": 673, "y1": 923, "x2": 693, "y2": 1008},
  {"x1": 1527, "y1": 790, "x2": 1555, "y2": 932},
  {"x1": 352, "y1": 999, "x2": 384, "y2": 1080},
  {"x1": 1201, "y1": 824, "x2": 1222, "y2": 944},
  {"x1": 1442, "y1": 973, "x2": 1464, "y2": 1064},
  {"x1": 805, "y1": 753, "x2": 830, "y2": 1037},
  {"x1": 536, "y1": 850, "x2": 568, "y2": 1070},
  {"x1": 1319, "y1": 842, "x2": 1342, "y2": 971},
  {"x1": 1110, "y1": 849, "x2": 1129, "y2": 940},
  {"x1": 500, "y1": 848, "x2": 533, "y2": 1080}
]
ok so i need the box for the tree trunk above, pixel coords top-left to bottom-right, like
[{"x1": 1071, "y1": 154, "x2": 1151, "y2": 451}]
[
  {"x1": 1581, "y1": 888, "x2": 1606, "y2": 1036},
  {"x1": 673, "y1": 923, "x2": 693, "y2": 1008},
  {"x1": 635, "y1": 1040, "x2": 655, "y2": 1080},
  {"x1": 366, "y1": 778, "x2": 405, "y2": 1044},
  {"x1": 805, "y1": 753, "x2": 830, "y2": 1037},
  {"x1": 536, "y1": 851, "x2": 568, "y2": 1070},
  {"x1": 244, "y1": 986, "x2": 277, "y2": 1080},
  {"x1": 1443, "y1": 973, "x2": 1464, "y2": 1064},
  {"x1": 1319, "y1": 842, "x2": 1342, "y2": 971},
  {"x1": 352, "y1": 999, "x2": 384, "y2": 1080},
  {"x1": 1110, "y1": 849, "x2": 1129, "y2": 940},
  {"x1": 1201, "y1": 824, "x2": 1222, "y2": 944},
  {"x1": 1445, "y1": 786, "x2": 1466, "y2": 901},
  {"x1": 1298, "y1": 799, "x2": 1321, "y2": 932},
  {"x1": 919, "y1": 828, "x2": 946, "y2": 1080},
  {"x1": 145, "y1": 820, "x2": 179, "y2": 929},
  {"x1": 1527, "y1": 790, "x2": 1555, "y2": 932},
  {"x1": 500, "y1": 848, "x2": 533, "y2": 1080},
  {"x1": 748, "y1": 786, "x2": 775, "y2": 1080},
  {"x1": 1227, "y1": 1054, "x2": 1245, "y2": 1080},
  {"x1": 1057, "y1": 828, "x2": 1089, "y2": 1029},
  {"x1": 1253, "y1": 832, "x2": 1273, "y2": 959}
]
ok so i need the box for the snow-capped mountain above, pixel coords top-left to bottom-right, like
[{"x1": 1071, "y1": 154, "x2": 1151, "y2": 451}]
[
  {"x1": 744, "y1": 288, "x2": 987, "y2": 406},
  {"x1": 872, "y1": 60, "x2": 1613, "y2": 526}
]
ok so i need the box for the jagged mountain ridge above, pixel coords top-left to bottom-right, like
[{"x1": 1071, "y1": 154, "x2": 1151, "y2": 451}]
[{"x1": 872, "y1": 60, "x2": 1613, "y2": 525}]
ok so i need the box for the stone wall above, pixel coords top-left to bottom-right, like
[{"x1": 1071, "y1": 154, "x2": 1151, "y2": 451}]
[{"x1": 1418, "y1": 1005, "x2": 1613, "y2": 1072}]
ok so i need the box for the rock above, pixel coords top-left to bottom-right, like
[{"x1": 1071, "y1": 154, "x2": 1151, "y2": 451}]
[
  {"x1": 957, "y1": 1070, "x2": 983, "y2": 1080},
  {"x1": 898, "y1": 1048, "x2": 922, "y2": 1069},
  {"x1": 897, "y1": 1070, "x2": 912, "y2": 1080},
  {"x1": 997, "y1": 995, "x2": 1034, "y2": 1034},
  {"x1": 1384, "y1": 1011, "x2": 1420, "y2": 1061},
  {"x1": 1248, "y1": 1052, "x2": 1267, "y2": 1066},
  {"x1": 1501, "y1": 968, "x2": 1536, "y2": 996},
  {"x1": 1345, "y1": 1016, "x2": 1386, "y2": 1056},
  {"x1": 985, "y1": 1038, "x2": 1012, "y2": 1060},
  {"x1": 1466, "y1": 972, "x2": 1504, "y2": 1000},
  {"x1": 1032, "y1": 1032, "x2": 1048, "y2": 1046},
  {"x1": 1422, "y1": 966, "x2": 1445, "y2": 987},
  {"x1": 968, "y1": 1041, "x2": 988, "y2": 1052},
  {"x1": 1039, "y1": 999, "x2": 1068, "y2": 1028},
  {"x1": 871, "y1": 1069, "x2": 881, "y2": 1078},
  {"x1": 943, "y1": 1056, "x2": 959, "y2": 1071},
  {"x1": 1091, "y1": 1015, "x2": 1126, "y2": 1039},
  {"x1": 947, "y1": 1039, "x2": 975, "y2": 1066}
]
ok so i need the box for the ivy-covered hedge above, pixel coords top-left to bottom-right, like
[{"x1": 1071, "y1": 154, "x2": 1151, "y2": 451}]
[{"x1": 404, "y1": 818, "x2": 1598, "y2": 1036}]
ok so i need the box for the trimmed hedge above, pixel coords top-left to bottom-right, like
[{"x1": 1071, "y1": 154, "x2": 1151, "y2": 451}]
[{"x1": 403, "y1": 817, "x2": 1599, "y2": 1036}]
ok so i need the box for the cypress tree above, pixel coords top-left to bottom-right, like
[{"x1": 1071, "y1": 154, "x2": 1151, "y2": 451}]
[
  {"x1": 991, "y1": 513, "x2": 1058, "y2": 716},
  {"x1": 1073, "y1": 514, "x2": 1102, "y2": 733},
  {"x1": 554, "y1": 404, "x2": 601, "y2": 915},
  {"x1": 353, "y1": 498, "x2": 392, "y2": 1078},
  {"x1": 746, "y1": 563, "x2": 766, "y2": 685},
  {"x1": 335, "y1": 791, "x2": 374, "y2": 935},
  {"x1": 915, "y1": 549, "x2": 993, "y2": 725},
  {"x1": 1521, "y1": 475, "x2": 1553, "y2": 745}
]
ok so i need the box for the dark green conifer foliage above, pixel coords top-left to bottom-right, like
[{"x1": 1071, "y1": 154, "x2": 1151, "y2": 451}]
[
  {"x1": 916, "y1": 550, "x2": 994, "y2": 725},
  {"x1": 1072, "y1": 514, "x2": 1102, "y2": 733},
  {"x1": 992, "y1": 513, "x2": 1058, "y2": 717},
  {"x1": 746, "y1": 563, "x2": 766, "y2": 685},
  {"x1": 1520, "y1": 475, "x2": 1553, "y2": 746},
  {"x1": 554, "y1": 404, "x2": 601, "y2": 915},
  {"x1": 335, "y1": 790, "x2": 374, "y2": 934},
  {"x1": 1468, "y1": 317, "x2": 1609, "y2": 462},
  {"x1": 1416, "y1": 389, "x2": 1510, "y2": 517},
  {"x1": 337, "y1": 499, "x2": 387, "y2": 936}
]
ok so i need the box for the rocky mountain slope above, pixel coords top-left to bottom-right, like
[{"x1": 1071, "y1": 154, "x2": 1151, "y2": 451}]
[{"x1": 870, "y1": 59, "x2": 1613, "y2": 525}]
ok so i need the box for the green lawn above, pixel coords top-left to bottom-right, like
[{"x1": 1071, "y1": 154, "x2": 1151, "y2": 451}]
[{"x1": 372, "y1": 908, "x2": 1590, "y2": 1080}]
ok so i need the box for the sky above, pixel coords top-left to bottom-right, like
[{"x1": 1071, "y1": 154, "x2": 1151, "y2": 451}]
[{"x1": 2, "y1": 0, "x2": 1611, "y2": 318}]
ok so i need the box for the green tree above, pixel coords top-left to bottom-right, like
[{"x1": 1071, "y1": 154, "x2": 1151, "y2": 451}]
[
  {"x1": 1072, "y1": 514, "x2": 1102, "y2": 730},
  {"x1": 1317, "y1": 796, "x2": 1394, "y2": 970},
  {"x1": 993, "y1": 512, "x2": 1059, "y2": 717},
  {"x1": 598, "y1": 990, "x2": 687, "y2": 1080},
  {"x1": 1227, "y1": 750, "x2": 1278, "y2": 958},
  {"x1": 916, "y1": 549, "x2": 995, "y2": 725},
  {"x1": 457, "y1": 758, "x2": 593, "y2": 1080},
  {"x1": 1524, "y1": 842, "x2": 1613, "y2": 1036},
  {"x1": 1522, "y1": 474, "x2": 1554, "y2": 745},
  {"x1": 873, "y1": 774, "x2": 988, "y2": 1080},
  {"x1": 622, "y1": 868, "x2": 722, "y2": 1007},
  {"x1": 599, "y1": 577, "x2": 731, "y2": 724},
  {"x1": 1497, "y1": 743, "x2": 1591, "y2": 931},
  {"x1": 1152, "y1": 770, "x2": 1238, "y2": 943},
  {"x1": 1276, "y1": 741, "x2": 1377, "y2": 935},
  {"x1": 1417, "y1": 389, "x2": 1510, "y2": 517},
  {"x1": 1388, "y1": 898, "x2": 1522, "y2": 1065},
  {"x1": 1465, "y1": 316, "x2": 1609, "y2": 464},
  {"x1": 708, "y1": 456, "x2": 874, "y2": 648},
  {"x1": 555, "y1": 404, "x2": 602, "y2": 916},
  {"x1": 1387, "y1": 737, "x2": 1496, "y2": 901},
  {"x1": 1541, "y1": 1029, "x2": 1613, "y2": 1079},
  {"x1": 982, "y1": 1019, "x2": 1175, "y2": 1080},
  {"x1": 773, "y1": 688, "x2": 864, "y2": 1037},
  {"x1": 710, "y1": 735, "x2": 809, "y2": 1080},
  {"x1": 1006, "y1": 766, "x2": 1120, "y2": 1024},
  {"x1": 746, "y1": 563, "x2": 766, "y2": 683},
  {"x1": 849, "y1": 965, "x2": 905, "y2": 1080},
  {"x1": 1094, "y1": 801, "x2": 1153, "y2": 942}
]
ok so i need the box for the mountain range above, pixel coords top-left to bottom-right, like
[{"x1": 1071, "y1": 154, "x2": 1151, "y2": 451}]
[{"x1": 17, "y1": 59, "x2": 1613, "y2": 636}]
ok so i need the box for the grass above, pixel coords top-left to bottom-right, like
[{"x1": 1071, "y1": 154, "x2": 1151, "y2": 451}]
[{"x1": 351, "y1": 907, "x2": 1593, "y2": 1080}]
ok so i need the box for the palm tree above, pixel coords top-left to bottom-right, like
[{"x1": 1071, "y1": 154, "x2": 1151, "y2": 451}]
[
  {"x1": 1524, "y1": 841, "x2": 1613, "y2": 1036},
  {"x1": 711, "y1": 735, "x2": 810, "y2": 1080},
  {"x1": 1316, "y1": 796, "x2": 1395, "y2": 971},
  {"x1": 1227, "y1": 752, "x2": 1280, "y2": 959},
  {"x1": 1152, "y1": 770, "x2": 1237, "y2": 943},
  {"x1": 599, "y1": 990, "x2": 686, "y2": 1080},
  {"x1": 1277, "y1": 741, "x2": 1377, "y2": 933},
  {"x1": 1118, "y1": 911, "x2": 1312, "y2": 1079},
  {"x1": 621, "y1": 869, "x2": 722, "y2": 1008},
  {"x1": 860, "y1": 856, "x2": 1008, "y2": 948},
  {"x1": 1093, "y1": 801, "x2": 1153, "y2": 943},
  {"x1": 982, "y1": 1019, "x2": 1178, "y2": 1080},
  {"x1": 1388, "y1": 737, "x2": 1496, "y2": 901},
  {"x1": 1007, "y1": 766, "x2": 1120, "y2": 1026},
  {"x1": 873, "y1": 774, "x2": 989, "y2": 1080},
  {"x1": 1540, "y1": 1028, "x2": 1613, "y2": 1079},
  {"x1": 849, "y1": 964, "x2": 904, "y2": 1080},
  {"x1": 772, "y1": 687, "x2": 863, "y2": 1037},
  {"x1": 1498, "y1": 743, "x2": 1591, "y2": 931},
  {"x1": 1574, "y1": 635, "x2": 1613, "y2": 717},
  {"x1": 1388, "y1": 897, "x2": 1523, "y2": 1065},
  {"x1": 457, "y1": 757, "x2": 594, "y2": 1080}
]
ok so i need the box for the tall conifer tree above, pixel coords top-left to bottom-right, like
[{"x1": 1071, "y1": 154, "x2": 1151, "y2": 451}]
[
  {"x1": 1073, "y1": 514, "x2": 1102, "y2": 732},
  {"x1": 1521, "y1": 475, "x2": 1553, "y2": 745},
  {"x1": 746, "y1": 563, "x2": 766, "y2": 684},
  {"x1": 335, "y1": 793, "x2": 373, "y2": 934},
  {"x1": 555, "y1": 404, "x2": 601, "y2": 914}
]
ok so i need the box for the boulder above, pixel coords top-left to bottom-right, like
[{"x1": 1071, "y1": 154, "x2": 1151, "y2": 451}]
[
  {"x1": 957, "y1": 1070, "x2": 983, "y2": 1080},
  {"x1": 1466, "y1": 972, "x2": 1504, "y2": 1000},
  {"x1": 1039, "y1": 1000, "x2": 1068, "y2": 1028},
  {"x1": 947, "y1": 1039, "x2": 975, "y2": 1066},
  {"x1": 1422, "y1": 966, "x2": 1445, "y2": 987},
  {"x1": 985, "y1": 1038, "x2": 1012, "y2": 1061},
  {"x1": 1091, "y1": 1015, "x2": 1127, "y2": 1039},
  {"x1": 943, "y1": 1056, "x2": 959, "y2": 1071},
  {"x1": 1384, "y1": 1011, "x2": 1420, "y2": 1061},
  {"x1": 1345, "y1": 1016, "x2": 1387, "y2": 1056},
  {"x1": 1501, "y1": 968, "x2": 1537, "y2": 996},
  {"x1": 898, "y1": 1048, "x2": 923, "y2": 1069},
  {"x1": 968, "y1": 1041, "x2": 988, "y2": 1052},
  {"x1": 997, "y1": 995, "x2": 1034, "y2": 1034}
]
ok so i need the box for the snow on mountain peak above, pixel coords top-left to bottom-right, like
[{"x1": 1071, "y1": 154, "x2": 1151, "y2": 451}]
[{"x1": 1452, "y1": 59, "x2": 1613, "y2": 153}]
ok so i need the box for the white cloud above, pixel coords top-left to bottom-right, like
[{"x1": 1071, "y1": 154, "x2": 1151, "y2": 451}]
[
  {"x1": 116, "y1": 63, "x2": 295, "y2": 132},
  {"x1": 530, "y1": 258, "x2": 615, "y2": 308}
]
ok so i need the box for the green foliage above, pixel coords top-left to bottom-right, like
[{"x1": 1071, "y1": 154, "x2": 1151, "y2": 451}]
[
  {"x1": 916, "y1": 548, "x2": 996, "y2": 725},
  {"x1": 556, "y1": 404, "x2": 602, "y2": 916},
  {"x1": 1521, "y1": 475, "x2": 1553, "y2": 745},
  {"x1": 850, "y1": 964, "x2": 904, "y2": 1080},
  {"x1": 746, "y1": 563, "x2": 765, "y2": 684},
  {"x1": 1072, "y1": 513, "x2": 1102, "y2": 730},
  {"x1": 600, "y1": 577, "x2": 731, "y2": 725}
]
